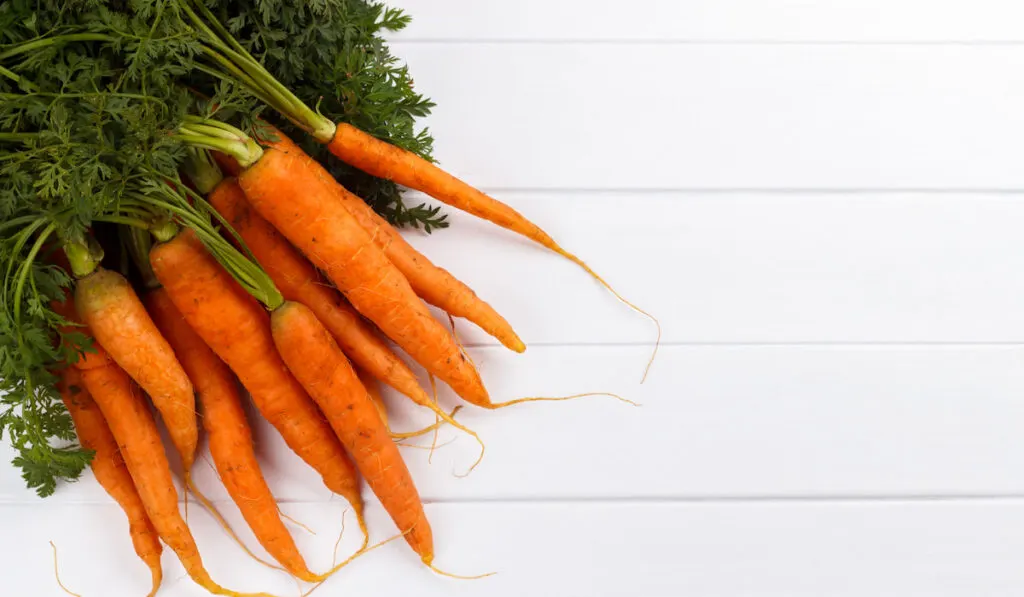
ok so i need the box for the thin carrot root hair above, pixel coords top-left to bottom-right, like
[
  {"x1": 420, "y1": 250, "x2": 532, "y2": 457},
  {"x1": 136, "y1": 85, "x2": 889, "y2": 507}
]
[
  {"x1": 396, "y1": 436, "x2": 457, "y2": 451},
  {"x1": 486, "y1": 392, "x2": 640, "y2": 410},
  {"x1": 447, "y1": 314, "x2": 478, "y2": 371},
  {"x1": 563, "y1": 253, "x2": 661, "y2": 383},
  {"x1": 49, "y1": 541, "x2": 82, "y2": 597},
  {"x1": 389, "y1": 405, "x2": 464, "y2": 440},
  {"x1": 331, "y1": 509, "x2": 347, "y2": 566},
  {"x1": 428, "y1": 374, "x2": 440, "y2": 464},
  {"x1": 186, "y1": 478, "x2": 285, "y2": 573},
  {"x1": 301, "y1": 527, "x2": 410, "y2": 593},
  {"x1": 426, "y1": 562, "x2": 496, "y2": 581},
  {"x1": 278, "y1": 510, "x2": 317, "y2": 536}
]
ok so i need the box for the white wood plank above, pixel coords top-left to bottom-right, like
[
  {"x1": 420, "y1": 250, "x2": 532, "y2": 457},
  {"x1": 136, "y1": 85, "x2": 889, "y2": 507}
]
[
  {"x1": 7, "y1": 499, "x2": 1024, "y2": 596},
  {"x1": 407, "y1": 192, "x2": 1024, "y2": 345},
  {"x1": 390, "y1": 0, "x2": 1024, "y2": 42},
  {"x1": 393, "y1": 43, "x2": 1024, "y2": 189},
  {"x1": 7, "y1": 345, "x2": 1024, "y2": 502}
]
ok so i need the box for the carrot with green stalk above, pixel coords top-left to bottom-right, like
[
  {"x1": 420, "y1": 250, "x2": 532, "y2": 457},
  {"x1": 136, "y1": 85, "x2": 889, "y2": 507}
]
[
  {"x1": 181, "y1": 0, "x2": 658, "y2": 378},
  {"x1": 151, "y1": 227, "x2": 447, "y2": 566},
  {"x1": 54, "y1": 278, "x2": 271, "y2": 597},
  {"x1": 177, "y1": 117, "x2": 491, "y2": 410},
  {"x1": 185, "y1": 150, "x2": 485, "y2": 464},
  {"x1": 213, "y1": 126, "x2": 525, "y2": 353},
  {"x1": 64, "y1": 228, "x2": 199, "y2": 476},
  {"x1": 122, "y1": 181, "x2": 369, "y2": 536}
]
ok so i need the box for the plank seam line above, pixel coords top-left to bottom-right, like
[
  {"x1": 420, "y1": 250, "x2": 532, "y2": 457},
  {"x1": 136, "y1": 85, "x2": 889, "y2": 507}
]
[
  {"x1": 14, "y1": 495, "x2": 1024, "y2": 506},
  {"x1": 391, "y1": 38, "x2": 1024, "y2": 46}
]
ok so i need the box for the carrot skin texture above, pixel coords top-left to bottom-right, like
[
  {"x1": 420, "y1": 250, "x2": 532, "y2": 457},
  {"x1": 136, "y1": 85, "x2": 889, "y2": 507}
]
[
  {"x1": 272, "y1": 301, "x2": 433, "y2": 561},
  {"x1": 357, "y1": 366, "x2": 388, "y2": 427},
  {"x1": 50, "y1": 293, "x2": 111, "y2": 371},
  {"x1": 75, "y1": 268, "x2": 198, "y2": 470},
  {"x1": 239, "y1": 148, "x2": 491, "y2": 407},
  {"x1": 207, "y1": 178, "x2": 430, "y2": 405},
  {"x1": 80, "y1": 362, "x2": 264, "y2": 596},
  {"x1": 58, "y1": 368, "x2": 163, "y2": 596},
  {"x1": 246, "y1": 127, "x2": 523, "y2": 352},
  {"x1": 145, "y1": 288, "x2": 318, "y2": 581},
  {"x1": 328, "y1": 122, "x2": 561, "y2": 254},
  {"x1": 149, "y1": 230, "x2": 363, "y2": 510}
]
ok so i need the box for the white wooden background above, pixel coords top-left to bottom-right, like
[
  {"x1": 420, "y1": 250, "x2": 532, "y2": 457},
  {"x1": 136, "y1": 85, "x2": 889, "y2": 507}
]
[{"x1": 7, "y1": 1, "x2": 1024, "y2": 595}]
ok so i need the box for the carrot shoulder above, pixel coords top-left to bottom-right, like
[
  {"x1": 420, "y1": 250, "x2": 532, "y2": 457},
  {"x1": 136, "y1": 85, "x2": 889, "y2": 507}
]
[
  {"x1": 272, "y1": 301, "x2": 433, "y2": 561},
  {"x1": 149, "y1": 230, "x2": 363, "y2": 511},
  {"x1": 58, "y1": 367, "x2": 162, "y2": 597},
  {"x1": 245, "y1": 127, "x2": 523, "y2": 353},
  {"x1": 207, "y1": 177, "x2": 430, "y2": 404},
  {"x1": 145, "y1": 287, "x2": 320, "y2": 582},
  {"x1": 74, "y1": 268, "x2": 198, "y2": 470},
  {"x1": 238, "y1": 147, "x2": 491, "y2": 408}
]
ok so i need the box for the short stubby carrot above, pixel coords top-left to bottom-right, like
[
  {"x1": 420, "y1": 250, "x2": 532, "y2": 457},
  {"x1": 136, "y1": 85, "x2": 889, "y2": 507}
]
[
  {"x1": 206, "y1": 177, "x2": 430, "y2": 404},
  {"x1": 149, "y1": 230, "x2": 364, "y2": 512},
  {"x1": 145, "y1": 288, "x2": 319, "y2": 581},
  {"x1": 235, "y1": 125, "x2": 523, "y2": 353},
  {"x1": 80, "y1": 361, "x2": 270, "y2": 597},
  {"x1": 271, "y1": 301, "x2": 433, "y2": 561},
  {"x1": 58, "y1": 367, "x2": 163, "y2": 597},
  {"x1": 74, "y1": 268, "x2": 198, "y2": 470},
  {"x1": 238, "y1": 147, "x2": 491, "y2": 408}
]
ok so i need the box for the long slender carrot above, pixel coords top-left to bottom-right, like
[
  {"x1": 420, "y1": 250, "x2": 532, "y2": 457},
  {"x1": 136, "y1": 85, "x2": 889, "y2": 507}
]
[
  {"x1": 74, "y1": 268, "x2": 198, "y2": 471},
  {"x1": 149, "y1": 229, "x2": 365, "y2": 517},
  {"x1": 57, "y1": 367, "x2": 162, "y2": 597},
  {"x1": 271, "y1": 301, "x2": 432, "y2": 562},
  {"x1": 237, "y1": 146, "x2": 491, "y2": 408},
  {"x1": 145, "y1": 287, "x2": 322, "y2": 582},
  {"x1": 328, "y1": 124, "x2": 661, "y2": 379},
  {"x1": 222, "y1": 127, "x2": 524, "y2": 353},
  {"x1": 206, "y1": 176, "x2": 428, "y2": 404},
  {"x1": 79, "y1": 358, "x2": 270, "y2": 597}
]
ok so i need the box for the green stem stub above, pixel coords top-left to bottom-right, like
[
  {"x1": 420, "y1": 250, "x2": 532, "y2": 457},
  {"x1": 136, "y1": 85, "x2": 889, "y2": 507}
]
[
  {"x1": 177, "y1": 118, "x2": 264, "y2": 169},
  {"x1": 64, "y1": 238, "x2": 104, "y2": 278},
  {"x1": 182, "y1": 148, "x2": 225, "y2": 195}
]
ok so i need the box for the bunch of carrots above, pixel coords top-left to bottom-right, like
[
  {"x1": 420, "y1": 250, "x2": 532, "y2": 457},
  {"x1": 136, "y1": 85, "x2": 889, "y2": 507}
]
[{"x1": 0, "y1": 1, "x2": 656, "y2": 595}]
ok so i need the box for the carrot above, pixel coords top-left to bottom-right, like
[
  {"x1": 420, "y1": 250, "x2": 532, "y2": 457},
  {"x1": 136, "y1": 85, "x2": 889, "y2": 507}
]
[
  {"x1": 78, "y1": 358, "x2": 270, "y2": 597},
  {"x1": 57, "y1": 367, "x2": 162, "y2": 597},
  {"x1": 148, "y1": 229, "x2": 365, "y2": 521},
  {"x1": 271, "y1": 301, "x2": 432, "y2": 562},
  {"x1": 206, "y1": 177, "x2": 428, "y2": 404},
  {"x1": 226, "y1": 127, "x2": 524, "y2": 353},
  {"x1": 74, "y1": 268, "x2": 198, "y2": 471},
  {"x1": 357, "y1": 366, "x2": 389, "y2": 427},
  {"x1": 237, "y1": 146, "x2": 491, "y2": 408},
  {"x1": 144, "y1": 287, "x2": 322, "y2": 582}
]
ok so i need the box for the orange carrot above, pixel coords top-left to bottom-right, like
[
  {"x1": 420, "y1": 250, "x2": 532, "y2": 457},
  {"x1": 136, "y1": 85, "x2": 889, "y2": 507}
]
[
  {"x1": 74, "y1": 268, "x2": 198, "y2": 471},
  {"x1": 57, "y1": 367, "x2": 162, "y2": 597},
  {"x1": 145, "y1": 288, "x2": 322, "y2": 581},
  {"x1": 237, "y1": 147, "x2": 491, "y2": 408},
  {"x1": 79, "y1": 358, "x2": 269, "y2": 597},
  {"x1": 271, "y1": 301, "x2": 432, "y2": 562},
  {"x1": 206, "y1": 177, "x2": 429, "y2": 404},
  {"x1": 229, "y1": 128, "x2": 524, "y2": 353},
  {"x1": 357, "y1": 366, "x2": 389, "y2": 427},
  {"x1": 327, "y1": 124, "x2": 660, "y2": 378},
  {"x1": 149, "y1": 230, "x2": 365, "y2": 517}
]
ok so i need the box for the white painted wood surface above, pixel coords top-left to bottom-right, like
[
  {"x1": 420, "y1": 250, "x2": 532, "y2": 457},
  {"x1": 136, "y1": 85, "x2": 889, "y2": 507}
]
[{"x1": 8, "y1": 2, "x2": 1024, "y2": 596}]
